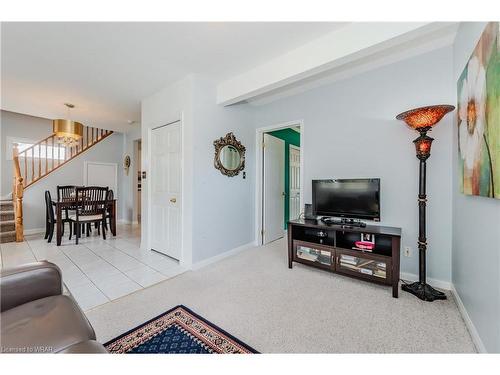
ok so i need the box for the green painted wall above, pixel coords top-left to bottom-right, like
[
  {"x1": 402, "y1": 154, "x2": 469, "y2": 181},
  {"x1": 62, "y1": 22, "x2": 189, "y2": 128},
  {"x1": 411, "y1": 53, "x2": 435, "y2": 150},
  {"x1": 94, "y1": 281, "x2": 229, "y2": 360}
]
[{"x1": 267, "y1": 129, "x2": 300, "y2": 229}]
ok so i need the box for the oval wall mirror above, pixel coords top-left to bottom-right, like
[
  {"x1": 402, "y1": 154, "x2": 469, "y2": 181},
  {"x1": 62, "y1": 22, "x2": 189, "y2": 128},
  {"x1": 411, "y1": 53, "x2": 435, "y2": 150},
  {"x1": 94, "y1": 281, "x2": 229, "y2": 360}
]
[
  {"x1": 219, "y1": 145, "x2": 241, "y2": 170},
  {"x1": 214, "y1": 132, "x2": 245, "y2": 177}
]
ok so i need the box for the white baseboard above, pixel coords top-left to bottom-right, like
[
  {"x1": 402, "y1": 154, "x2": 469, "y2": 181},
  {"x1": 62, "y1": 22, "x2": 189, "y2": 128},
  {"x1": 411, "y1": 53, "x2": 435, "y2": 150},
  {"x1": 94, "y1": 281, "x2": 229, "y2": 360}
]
[
  {"x1": 451, "y1": 285, "x2": 487, "y2": 353},
  {"x1": 24, "y1": 228, "x2": 45, "y2": 235},
  {"x1": 400, "y1": 273, "x2": 486, "y2": 353},
  {"x1": 191, "y1": 241, "x2": 257, "y2": 271},
  {"x1": 400, "y1": 272, "x2": 452, "y2": 290}
]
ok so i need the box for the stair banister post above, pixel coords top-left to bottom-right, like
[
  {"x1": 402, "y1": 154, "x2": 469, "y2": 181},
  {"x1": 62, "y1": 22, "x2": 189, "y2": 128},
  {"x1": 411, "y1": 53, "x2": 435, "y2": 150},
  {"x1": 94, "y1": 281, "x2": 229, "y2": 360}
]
[
  {"x1": 12, "y1": 142, "x2": 19, "y2": 200},
  {"x1": 12, "y1": 143, "x2": 24, "y2": 242}
]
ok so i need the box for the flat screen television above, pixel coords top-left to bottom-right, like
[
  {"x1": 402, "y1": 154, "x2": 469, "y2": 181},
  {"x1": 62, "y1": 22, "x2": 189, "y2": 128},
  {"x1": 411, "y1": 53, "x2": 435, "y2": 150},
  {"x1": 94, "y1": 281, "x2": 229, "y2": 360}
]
[{"x1": 312, "y1": 178, "x2": 380, "y2": 221}]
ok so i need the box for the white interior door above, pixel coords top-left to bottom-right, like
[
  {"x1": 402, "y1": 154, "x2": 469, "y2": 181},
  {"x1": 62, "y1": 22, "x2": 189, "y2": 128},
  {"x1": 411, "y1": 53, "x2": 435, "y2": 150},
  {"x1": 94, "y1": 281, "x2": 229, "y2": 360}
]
[
  {"x1": 289, "y1": 145, "x2": 301, "y2": 221},
  {"x1": 263, "y1": 133, "x2": 285, "y2": 244},
  {"x1": 150, "y1": 122, "x2": 182, "y2": 260},
  {"x1": 84, "y1": 162, "x2": 117, "y2": 194}
]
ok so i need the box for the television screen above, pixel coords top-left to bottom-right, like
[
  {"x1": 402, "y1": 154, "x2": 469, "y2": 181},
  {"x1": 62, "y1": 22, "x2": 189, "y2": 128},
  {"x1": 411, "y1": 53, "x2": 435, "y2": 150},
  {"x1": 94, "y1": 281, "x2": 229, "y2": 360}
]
[{"x1": 312, "y1": 179, "x2": 380, "y2": 220}]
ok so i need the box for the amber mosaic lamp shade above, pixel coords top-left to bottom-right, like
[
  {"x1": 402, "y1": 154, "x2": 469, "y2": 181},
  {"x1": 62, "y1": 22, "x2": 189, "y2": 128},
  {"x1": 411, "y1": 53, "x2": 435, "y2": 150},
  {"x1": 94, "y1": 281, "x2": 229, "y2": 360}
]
[
  {"x1": 413, "y1": 135, "x2": 434, "y2": 160},
  {"x1": 396, "y1": 105, "x2": 455, "y2": 131}
]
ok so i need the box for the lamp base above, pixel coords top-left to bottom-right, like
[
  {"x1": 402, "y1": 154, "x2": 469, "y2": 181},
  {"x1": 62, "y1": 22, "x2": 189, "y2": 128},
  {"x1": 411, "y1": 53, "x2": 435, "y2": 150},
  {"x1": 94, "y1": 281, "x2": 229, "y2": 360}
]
[{"x1": 401, "y1": 281, "x2": 447, "y2": 302}]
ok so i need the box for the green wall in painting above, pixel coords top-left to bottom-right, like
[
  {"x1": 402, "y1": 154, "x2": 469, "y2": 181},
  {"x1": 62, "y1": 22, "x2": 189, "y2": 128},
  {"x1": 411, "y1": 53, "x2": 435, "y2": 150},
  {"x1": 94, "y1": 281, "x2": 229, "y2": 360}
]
[{"x1": 267, "y1": 128, "x2": 300, "y2": 229}]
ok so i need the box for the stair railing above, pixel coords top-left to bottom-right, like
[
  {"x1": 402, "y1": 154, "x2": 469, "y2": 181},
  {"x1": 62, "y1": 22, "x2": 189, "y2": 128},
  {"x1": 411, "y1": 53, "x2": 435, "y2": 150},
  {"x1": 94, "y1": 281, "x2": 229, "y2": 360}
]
[{"x1": 15, "y1": 126, "x2": 113, "y2": 189}]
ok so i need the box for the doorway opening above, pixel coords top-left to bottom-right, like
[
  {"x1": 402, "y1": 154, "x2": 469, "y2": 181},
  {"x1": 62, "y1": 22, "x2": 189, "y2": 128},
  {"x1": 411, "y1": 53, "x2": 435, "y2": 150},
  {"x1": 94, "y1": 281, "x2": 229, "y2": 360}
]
[
  {"x1": 133, "y1": 139, "x2": 142, "y2": 225},
  {"x1": 256, "y1": 121, "x2": 303, "y2": 246}
]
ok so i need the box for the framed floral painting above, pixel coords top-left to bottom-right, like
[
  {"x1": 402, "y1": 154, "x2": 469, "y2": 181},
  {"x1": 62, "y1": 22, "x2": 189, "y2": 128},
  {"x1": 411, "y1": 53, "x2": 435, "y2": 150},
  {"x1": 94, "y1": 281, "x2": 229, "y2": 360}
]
[{"x1": 457, "y1": 22, "x2": 499, "y2": 199}]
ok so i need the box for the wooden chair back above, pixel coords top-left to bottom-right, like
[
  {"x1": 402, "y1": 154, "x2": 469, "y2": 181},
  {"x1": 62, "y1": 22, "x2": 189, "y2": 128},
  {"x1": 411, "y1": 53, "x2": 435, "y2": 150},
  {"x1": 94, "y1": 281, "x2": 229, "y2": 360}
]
[
  {"x1": 57, "y1": 185, "x2": 77, "y2": 201},
  {"x1": 75, "y1": 186, "x2": 108, "y2": 218}
]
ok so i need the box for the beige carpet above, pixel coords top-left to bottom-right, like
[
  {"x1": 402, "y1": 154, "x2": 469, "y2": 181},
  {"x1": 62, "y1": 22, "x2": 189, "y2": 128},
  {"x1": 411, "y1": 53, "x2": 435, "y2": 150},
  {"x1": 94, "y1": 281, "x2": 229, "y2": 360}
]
[{"x1": 86, "y1": 238, "x2": 475, "y2": 353}]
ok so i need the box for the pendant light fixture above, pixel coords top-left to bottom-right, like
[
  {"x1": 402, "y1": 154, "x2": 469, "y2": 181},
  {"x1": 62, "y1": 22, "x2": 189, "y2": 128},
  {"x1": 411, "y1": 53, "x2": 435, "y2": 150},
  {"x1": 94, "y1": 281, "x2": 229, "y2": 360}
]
[{"x1": 53, "y1": 103, "x2": 84, "y2": 146}]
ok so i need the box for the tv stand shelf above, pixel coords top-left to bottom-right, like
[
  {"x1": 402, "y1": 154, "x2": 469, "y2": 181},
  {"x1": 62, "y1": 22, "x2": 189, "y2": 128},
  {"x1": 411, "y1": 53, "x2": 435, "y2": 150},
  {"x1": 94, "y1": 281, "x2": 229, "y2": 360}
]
[{"x1": 288, "y1": 219, "x2": 401, "y2": 298}]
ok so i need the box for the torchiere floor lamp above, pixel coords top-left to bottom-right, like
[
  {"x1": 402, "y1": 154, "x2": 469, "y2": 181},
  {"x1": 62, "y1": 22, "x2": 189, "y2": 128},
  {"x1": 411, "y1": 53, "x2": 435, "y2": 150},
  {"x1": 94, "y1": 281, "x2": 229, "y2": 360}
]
[{"x1": 396, "y1": 104, "x2": 455, "y2": 302}]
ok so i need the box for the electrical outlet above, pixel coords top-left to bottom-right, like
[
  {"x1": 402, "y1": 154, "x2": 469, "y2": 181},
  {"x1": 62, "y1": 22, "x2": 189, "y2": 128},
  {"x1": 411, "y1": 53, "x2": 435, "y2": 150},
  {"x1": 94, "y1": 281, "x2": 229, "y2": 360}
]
[{"x1": 404, "y1": 246, "x2": 412, "y2": 257}]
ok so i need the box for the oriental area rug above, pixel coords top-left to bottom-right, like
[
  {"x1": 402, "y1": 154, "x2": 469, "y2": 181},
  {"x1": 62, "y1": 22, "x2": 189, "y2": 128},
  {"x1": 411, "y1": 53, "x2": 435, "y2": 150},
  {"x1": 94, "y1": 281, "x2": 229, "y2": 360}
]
[{"x1": 104, "y1": 305, "x2": 258, "y2": 354}]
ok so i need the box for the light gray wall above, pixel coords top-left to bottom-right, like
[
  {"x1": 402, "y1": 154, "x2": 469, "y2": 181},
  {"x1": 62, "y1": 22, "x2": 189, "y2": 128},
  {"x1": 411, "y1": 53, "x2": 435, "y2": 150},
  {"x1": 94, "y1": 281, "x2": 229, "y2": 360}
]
[
  {"x1": 452, "y1": 22, "x2": 500, "y2": 353},
  {"x1": 0, "y1": 110, "x2": 125, "y2": 230},
  {"x1": 1, "y1": 110, "x2": 52, "y2": 196},
  {"x1": 253, "y1": 47, "x2": 455, "y2": 283},
  {"x1": 191, "y1": 76, "x2": 255, "y2": 263},
  {"x1": 141, "y1": 75, "x2": 256, "y2": 266}
]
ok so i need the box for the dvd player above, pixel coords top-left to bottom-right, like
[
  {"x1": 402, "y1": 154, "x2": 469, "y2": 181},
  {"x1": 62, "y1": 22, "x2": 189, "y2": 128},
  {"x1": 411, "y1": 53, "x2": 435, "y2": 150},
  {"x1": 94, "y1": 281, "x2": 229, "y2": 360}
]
[{"x1": 320, "y1": 217, "x2": 366, "y2": 228}]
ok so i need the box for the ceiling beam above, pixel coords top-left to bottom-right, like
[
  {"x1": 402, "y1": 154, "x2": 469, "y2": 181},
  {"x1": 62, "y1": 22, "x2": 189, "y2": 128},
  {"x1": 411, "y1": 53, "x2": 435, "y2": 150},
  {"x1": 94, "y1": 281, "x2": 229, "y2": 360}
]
[{"x1": 216, "y1": 22, "x2": 456, "y2": 106}]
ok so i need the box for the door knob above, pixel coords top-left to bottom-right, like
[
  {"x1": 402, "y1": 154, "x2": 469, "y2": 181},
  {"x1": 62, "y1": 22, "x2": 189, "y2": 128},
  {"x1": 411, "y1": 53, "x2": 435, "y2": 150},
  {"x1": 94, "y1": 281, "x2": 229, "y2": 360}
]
[{"x1": 170, "y1": 198, "x2": 176, "y2": 203}]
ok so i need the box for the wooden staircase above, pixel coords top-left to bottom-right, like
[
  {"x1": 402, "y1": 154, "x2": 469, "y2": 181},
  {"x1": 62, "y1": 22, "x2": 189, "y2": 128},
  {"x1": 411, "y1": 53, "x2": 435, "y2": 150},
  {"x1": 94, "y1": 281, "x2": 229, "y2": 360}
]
[
  {"x1": 0, "y1": 200, "x2": 16, "y2": 244},
  {"x1": 4, "y1": 126, "x2": 113, "y2": 243}
]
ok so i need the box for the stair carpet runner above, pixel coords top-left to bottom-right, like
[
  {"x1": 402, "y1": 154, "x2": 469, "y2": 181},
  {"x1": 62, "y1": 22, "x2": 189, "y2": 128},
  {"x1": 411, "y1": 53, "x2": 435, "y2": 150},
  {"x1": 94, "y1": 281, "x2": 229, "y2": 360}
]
[{"x1": 0, "y1": 200, "x2": 16, "y2": 244}]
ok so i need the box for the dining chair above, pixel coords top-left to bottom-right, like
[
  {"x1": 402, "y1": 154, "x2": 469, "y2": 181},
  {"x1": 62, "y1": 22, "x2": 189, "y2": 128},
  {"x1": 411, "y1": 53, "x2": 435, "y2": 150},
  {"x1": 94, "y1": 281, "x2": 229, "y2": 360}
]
[
  {"x1": 57, "y1": 185, "x2": 93, "y2": 238},
  {"x1": 69, "y1": 186, "x2": 108, "y2": 244},
  {"x1": 44, "y1": 191, "x2": 56, "y2": 243},
  {"x1": 104, "y1": 189, "x2": 114, "y2": 231},
  {"x1": 95, "y1": 189, "x2": 113, "y2": 234},
  {"x1": 57, "y1": 185, "x2": 77, "y2": 230}
]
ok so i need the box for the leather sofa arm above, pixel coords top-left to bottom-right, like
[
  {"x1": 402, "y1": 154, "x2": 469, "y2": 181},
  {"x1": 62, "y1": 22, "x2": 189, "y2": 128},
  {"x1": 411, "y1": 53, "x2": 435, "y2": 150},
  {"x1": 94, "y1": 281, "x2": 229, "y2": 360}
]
[{"x1": 0, "y1": 261, "x2": 63, "y2": 312}]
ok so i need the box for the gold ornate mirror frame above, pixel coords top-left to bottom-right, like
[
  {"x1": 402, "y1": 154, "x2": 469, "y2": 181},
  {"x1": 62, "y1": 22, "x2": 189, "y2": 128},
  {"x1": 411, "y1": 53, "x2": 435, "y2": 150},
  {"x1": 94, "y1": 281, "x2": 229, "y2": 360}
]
[{"x1": 213, "y1": 132, "x2": 246, "y2": 177}]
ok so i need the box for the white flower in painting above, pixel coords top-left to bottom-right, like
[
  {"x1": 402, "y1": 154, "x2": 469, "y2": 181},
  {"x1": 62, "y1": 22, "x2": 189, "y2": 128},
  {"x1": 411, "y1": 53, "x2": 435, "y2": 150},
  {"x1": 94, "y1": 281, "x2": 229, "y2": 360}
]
[{"x1": 458, "y1": 55, "x2": 487, "y2": 170}]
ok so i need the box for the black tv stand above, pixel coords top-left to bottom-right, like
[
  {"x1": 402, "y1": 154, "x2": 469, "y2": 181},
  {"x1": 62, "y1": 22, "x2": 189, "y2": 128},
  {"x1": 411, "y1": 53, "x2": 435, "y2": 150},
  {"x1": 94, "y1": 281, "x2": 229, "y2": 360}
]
[{"x1": 320, "y1": 217, "x2": 366, "y2": 228}]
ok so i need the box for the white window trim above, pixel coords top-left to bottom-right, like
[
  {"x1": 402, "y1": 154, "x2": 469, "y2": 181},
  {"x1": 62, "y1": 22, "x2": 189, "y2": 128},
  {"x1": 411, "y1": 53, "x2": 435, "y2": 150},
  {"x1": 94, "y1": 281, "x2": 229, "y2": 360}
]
[
  {"x1": 5, "y1": 136, "x2": 36, "y2": 161},
  {"x1": 5, "y1": 136, "x2": 66, "y2": 161}
]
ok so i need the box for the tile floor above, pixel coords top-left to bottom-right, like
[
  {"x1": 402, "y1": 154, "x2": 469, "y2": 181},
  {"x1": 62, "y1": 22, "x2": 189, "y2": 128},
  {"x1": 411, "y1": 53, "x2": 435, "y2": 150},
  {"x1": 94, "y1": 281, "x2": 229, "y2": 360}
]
[{"x1": 0, "y1": 223, "x2": 182, "y2": 311}]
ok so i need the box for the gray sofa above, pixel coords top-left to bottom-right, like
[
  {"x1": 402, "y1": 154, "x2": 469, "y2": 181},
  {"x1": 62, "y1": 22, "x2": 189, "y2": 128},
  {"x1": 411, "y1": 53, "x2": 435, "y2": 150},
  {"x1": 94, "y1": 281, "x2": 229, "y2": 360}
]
[{"x1": 0, "y1": 261, "x2": 107, "y2": 353}]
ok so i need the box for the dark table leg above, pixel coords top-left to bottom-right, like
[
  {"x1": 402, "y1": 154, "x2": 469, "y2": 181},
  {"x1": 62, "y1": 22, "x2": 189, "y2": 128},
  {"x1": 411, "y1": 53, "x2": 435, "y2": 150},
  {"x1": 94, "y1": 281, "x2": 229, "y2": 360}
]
[
  {"x1": 111, "y1": 200, "x2": 116, "y2": 236},
  {"x1": 56, "y1": 204, "x2": 62, "y2": 246}
]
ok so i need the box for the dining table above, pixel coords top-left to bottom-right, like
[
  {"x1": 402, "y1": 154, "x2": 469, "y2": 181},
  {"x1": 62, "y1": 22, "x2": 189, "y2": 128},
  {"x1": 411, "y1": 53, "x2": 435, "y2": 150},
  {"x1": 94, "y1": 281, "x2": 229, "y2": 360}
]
[{"x1": 52, "y1": 198, "x2": 117, "y2": 246}]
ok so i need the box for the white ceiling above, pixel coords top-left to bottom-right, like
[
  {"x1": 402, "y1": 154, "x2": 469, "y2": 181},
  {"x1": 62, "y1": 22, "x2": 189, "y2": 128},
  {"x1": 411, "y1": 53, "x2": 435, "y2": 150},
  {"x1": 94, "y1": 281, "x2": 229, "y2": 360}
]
[{"x1": 1, "y1": 22, "x2": 346, "y2": 132}]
